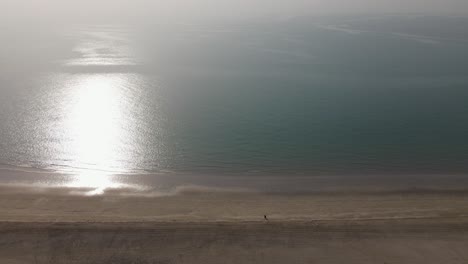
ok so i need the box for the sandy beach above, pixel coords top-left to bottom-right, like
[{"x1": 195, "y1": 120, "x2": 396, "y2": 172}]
[
  {"x1": 2, "y1": 219, "x2": 468, "y2": 264},
  {"x1": 1, "y1": 184, "x2": 468, "y2": 263}
]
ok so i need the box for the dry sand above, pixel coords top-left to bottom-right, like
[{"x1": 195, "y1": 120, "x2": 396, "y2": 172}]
[{"x1": 1, "y1": 185, "x2": 468, "y2": 263}]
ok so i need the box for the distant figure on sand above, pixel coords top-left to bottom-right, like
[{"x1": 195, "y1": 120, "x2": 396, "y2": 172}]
[{"x1": 264, "y1": 215, "x2": 268, "y2": 220}]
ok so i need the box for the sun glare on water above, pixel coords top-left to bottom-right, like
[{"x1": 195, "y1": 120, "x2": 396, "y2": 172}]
[
  {"x1": 44, "y1": 27, "x2": 148, "y2": 194},
  {"x1": 60, "y1": 74, "x2": 132, "y2": 194},
  {"x1": 68, "y1": 76, "x2": 122, "y2": 168}
]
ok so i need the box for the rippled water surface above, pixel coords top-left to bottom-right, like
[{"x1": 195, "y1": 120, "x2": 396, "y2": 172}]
[{"x1": 1, "y1": 16, "x2": 468, "y2": 191}]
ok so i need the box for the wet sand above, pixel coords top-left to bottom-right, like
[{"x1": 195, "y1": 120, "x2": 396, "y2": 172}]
[{"x1": 1, "y1": 185, "x2": 468, "y2": 263}]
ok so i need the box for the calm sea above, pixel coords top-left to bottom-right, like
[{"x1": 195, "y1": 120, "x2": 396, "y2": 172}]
[{"x1": 1, "y1": 15, "x2": 468, "y2": 192}]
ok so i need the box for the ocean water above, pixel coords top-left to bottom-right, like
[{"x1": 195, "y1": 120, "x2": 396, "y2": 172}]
[{"x1": 1, "y1": 15, "x2": 468, "y2": 192}]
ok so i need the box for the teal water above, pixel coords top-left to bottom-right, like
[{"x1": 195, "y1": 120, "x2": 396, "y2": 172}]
[{"x1": 1, "y1": 16, "x2": 468, "y2": 188}]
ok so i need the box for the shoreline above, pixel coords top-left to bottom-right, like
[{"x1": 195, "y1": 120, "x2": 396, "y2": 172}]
[
  {"x1": 2, "y1": 178, "x2": 468, "y2": 263},
  {"x1": 1, "y1": 184, "x2": 468, "y2": 222},
  {"x1": 3, "y1": 165, "x2": 468, "y2": 197}
]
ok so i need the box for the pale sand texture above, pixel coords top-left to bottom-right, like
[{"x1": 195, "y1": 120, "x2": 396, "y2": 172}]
[
  {"x1": 1, "y1": 185, "x2": 468, "y2": 222},
  {"x1": 2, "y1": 219, "x2": 468, "y2": 264},
  {"x1": 1, "y1": 186, "x2": 468, "y2": 263}
]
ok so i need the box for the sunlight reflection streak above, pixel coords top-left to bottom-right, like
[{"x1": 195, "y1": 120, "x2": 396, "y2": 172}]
[{"x1": 63, "y1": 75, "x2": 129, "y2": 193}]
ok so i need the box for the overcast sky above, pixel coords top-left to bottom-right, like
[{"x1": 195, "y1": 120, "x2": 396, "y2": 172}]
[{"x1": 2, "y1": 0, "x2": 468, "y2": 24}]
